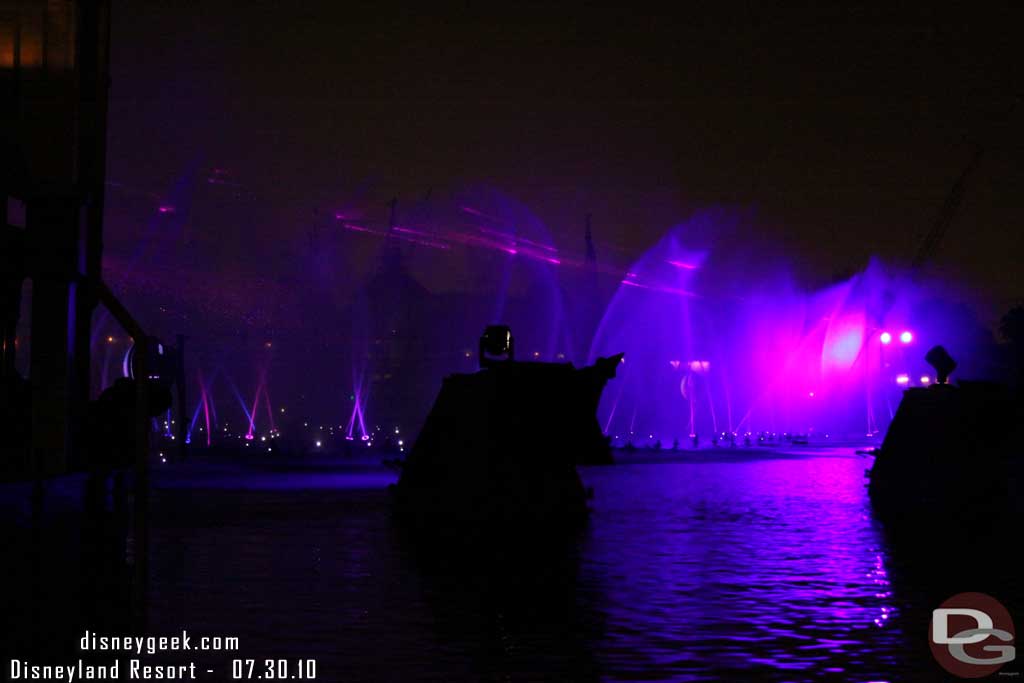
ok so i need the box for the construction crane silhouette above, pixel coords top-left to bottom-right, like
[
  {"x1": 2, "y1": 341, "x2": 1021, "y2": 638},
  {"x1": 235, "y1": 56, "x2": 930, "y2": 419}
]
[{"x1": 910, "y1": 143, "x2": 984, "y2": 276}]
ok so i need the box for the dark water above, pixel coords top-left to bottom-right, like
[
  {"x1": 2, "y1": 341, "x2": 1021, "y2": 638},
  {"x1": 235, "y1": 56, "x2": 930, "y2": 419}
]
[{"x1": 143, "y1": 453, "x2": 1019, "y2": 681}]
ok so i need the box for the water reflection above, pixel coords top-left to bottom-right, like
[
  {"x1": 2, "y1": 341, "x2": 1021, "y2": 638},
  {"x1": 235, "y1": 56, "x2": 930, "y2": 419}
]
[
  {"x1": 143, "y1": 453, "x2": 995, "y2": 681},
  {"x1": 578, "y1": 457, "x2": 909, "y2": 680}
]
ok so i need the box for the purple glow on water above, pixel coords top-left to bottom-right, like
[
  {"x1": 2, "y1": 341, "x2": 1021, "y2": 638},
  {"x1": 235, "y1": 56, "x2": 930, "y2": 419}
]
[{"x1": 144, "y1": 450, "x2": 930, "y2": 679}]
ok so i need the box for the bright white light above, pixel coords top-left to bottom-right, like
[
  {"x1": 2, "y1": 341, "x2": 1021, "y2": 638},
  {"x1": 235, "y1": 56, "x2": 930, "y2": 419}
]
[
  {"x1": 899, "y1": 331, "x2": 913, "y2": 344},
  {"x1": 895, "y1": 374, "x2": 910, "y2": 385},
  {"x1": 315, "y1": 440, "x2": 322, "y2": 448},
  {"x1": 879, "y1": 332, "x2": 892, "y2": 344},
  {"x1": 920, "y1": 375, "x2": 931, "y2": 384}
]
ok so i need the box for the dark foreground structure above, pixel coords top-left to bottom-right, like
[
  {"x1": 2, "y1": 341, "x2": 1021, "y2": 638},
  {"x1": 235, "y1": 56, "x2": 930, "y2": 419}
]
[
  {"x1": 393, "y1": 327, "x2": 622, "y2": 538},
  {"x1": 868, "y1": 346, "x2": 1021, "y2": 525}
]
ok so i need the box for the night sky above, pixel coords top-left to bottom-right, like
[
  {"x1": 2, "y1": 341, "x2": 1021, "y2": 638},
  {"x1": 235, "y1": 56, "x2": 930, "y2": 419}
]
[{"x1": 106, "y1": 2, "x2": 1021, "y2": 321}]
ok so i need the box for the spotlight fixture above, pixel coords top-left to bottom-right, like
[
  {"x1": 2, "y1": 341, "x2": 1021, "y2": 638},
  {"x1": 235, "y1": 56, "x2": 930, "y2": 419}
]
[
  {"x1": 879, "y1": 332, "x2": 892, "y2": 344},
  {"x1": 925, "y1": 345, "x2": 957, "y2": 384},
  {"x1": 479, "y1": 325, "x2": 514, "y2": 367},
  {"x1": 899, "y1": 331, "x2": 913, "y2": 344}
]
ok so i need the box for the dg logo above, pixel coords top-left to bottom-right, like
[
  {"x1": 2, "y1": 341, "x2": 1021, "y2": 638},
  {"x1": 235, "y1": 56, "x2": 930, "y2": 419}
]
[{"x1": 930, "y1": 592, "x2": 1016, "y2": 678}]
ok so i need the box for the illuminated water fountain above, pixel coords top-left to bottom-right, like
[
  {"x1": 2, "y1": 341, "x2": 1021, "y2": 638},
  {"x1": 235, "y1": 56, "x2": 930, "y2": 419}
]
[{"x1": 589, "y1": 209, "x2": 990, "y2": 445}]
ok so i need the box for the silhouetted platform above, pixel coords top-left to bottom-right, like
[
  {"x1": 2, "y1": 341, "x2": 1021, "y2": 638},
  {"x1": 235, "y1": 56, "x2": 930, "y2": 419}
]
[
  {"x1": 868, "y1": 381, "x2": 1021, "y2": 525},
  {"x1": 393, "y1": 354, "x2": 622, "y2": 537}
]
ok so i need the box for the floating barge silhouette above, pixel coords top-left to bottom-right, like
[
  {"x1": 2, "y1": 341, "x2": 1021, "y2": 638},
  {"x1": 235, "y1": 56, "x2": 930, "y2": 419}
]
[
  {"x1": 868, "y1": 346, "x2": 1020, "y2": 525},
  {"x1": 393, "y1": 326, "x2": 622, "y2": 536}
]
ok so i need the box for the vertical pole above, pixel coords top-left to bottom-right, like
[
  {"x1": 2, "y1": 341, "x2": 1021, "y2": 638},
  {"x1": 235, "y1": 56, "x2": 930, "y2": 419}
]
[
  {"x1": 74, "y1": 0, "x2": 113, "y2": 458},
  {"x1": 27, "y1": 196, "x2": 80, "y2": 477},
  {"x1": 131, "y1": 338, "x2": 149, "y2": 631},
  {"x1": 175, "y1": 334, "x2": 187, "y2": 460},
  {"x1": 1, "y1": 221, "x2": 25, "y2": 378}
]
